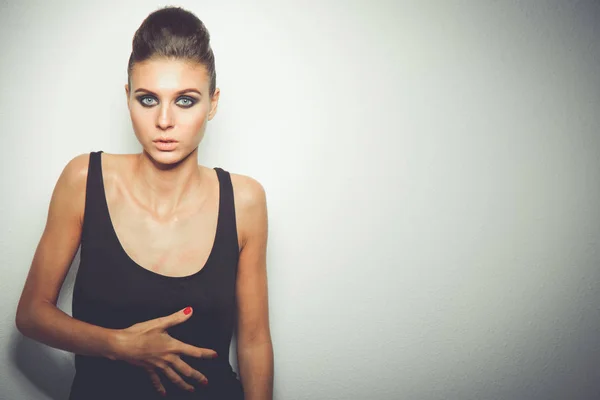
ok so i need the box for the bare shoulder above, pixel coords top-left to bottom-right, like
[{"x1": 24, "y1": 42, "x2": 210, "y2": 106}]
[
  {"x1": 228, "y1": 172, "x2": 268, "y2": 248},
  {"x1": 57, "y1": 153, "x2": 91, "y2": 195},
  {"x1": 53, "y1": 151, "x2": 128, "y2": 218},
  {"x1": 49, "y1": 153, "x2": 92, "y2": 225},
  {"x1": 229, "y1": 172, "x2": 267, "y2": 208}
]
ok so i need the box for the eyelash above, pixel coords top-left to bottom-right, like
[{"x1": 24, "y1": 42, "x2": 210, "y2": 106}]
[{"x1": 136, "y1": 95, "x2": 197, "y2": 108}]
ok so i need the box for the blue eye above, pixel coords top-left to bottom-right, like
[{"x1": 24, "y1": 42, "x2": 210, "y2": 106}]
[
  {"x1": 176, "y1": 97, "x2": 196, "y2": 108},
  {"x1": 138, "y1": 96, "x2": 157, "y2": 107},
  {"x1": 135, "y1": 95, "x2": 197, "y2": 108}
]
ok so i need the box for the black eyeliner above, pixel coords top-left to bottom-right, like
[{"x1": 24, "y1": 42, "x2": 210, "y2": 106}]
[
  {"x1": 176, "y1": 96, "x2": 197, "y2": 107},
  {"x1": 134, "y1": 94, "x2": 198, "y2": 108}
]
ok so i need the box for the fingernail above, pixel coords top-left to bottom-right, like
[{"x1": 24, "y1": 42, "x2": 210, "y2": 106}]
[
  {"x1": 212, "y1": 352, "x2": 218, "y2": 358},
  {"x1": 160, "y1": 390, "x2": 166, "y2": 397},
  {"x1": 189, "y1": 387, "x2": 195, "y2": 392},
  {"x1": 202, "y1": 379, "x2": 209, "y2": 386},
  {"x1": 183, "y1": 307, "x2": 192, "y2": 315}
]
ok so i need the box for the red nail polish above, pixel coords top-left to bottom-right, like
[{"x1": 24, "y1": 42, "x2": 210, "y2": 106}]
[
  {"x1": 184, "y1": 307, "x2": 192, "y2": 315},
  {"x1": 212, "y1": 352, "x2": 218, "y2": 358},
  {"x1": 202, "y1": 380, "x2": 209, "y2": 386}
]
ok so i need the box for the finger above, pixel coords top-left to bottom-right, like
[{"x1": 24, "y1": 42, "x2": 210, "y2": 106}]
[
  {"x1": 170, "y1": 356, "x2": 209, "y2": 386},
  {"x1": 146, "y1": 368, "x2": 167, "y2": 396},
  {"x1": 170, "y1": 339, "x2": 218, "y2": 359},
  {"x1": 156, "y1": 306, "x2": 193, "y2": 330},
  {"x1": 161, "y1": 364, "x2": 196, "y2": 392}
]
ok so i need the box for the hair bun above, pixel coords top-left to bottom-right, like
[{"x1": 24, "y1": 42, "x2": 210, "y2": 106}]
[{"x1": 127, "y1": 6, "x2": 217, "y2": 96}]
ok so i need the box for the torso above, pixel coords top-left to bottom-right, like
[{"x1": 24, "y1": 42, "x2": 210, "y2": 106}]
[
  {"x1": 70, "y1": 150, "x2": 248, "y2": 399},
  {"x1": 99, "y1": 153, "x2": 245, "y2": 278}
]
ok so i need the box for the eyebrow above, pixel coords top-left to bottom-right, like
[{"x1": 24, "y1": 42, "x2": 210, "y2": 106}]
[{"x1": 134, "y1": 88, "x2": 202, "y2": 96}]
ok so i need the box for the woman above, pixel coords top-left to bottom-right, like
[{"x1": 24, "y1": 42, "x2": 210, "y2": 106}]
[{"x1": 15, "y1": 6, "x2": 273, "y2": 400}]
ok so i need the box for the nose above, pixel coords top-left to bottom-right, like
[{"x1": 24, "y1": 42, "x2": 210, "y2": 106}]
[{"x1": 156, "y1": 104, "x2": 174, "y2": 130}]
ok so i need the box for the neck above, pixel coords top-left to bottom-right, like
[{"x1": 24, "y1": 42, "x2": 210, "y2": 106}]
[{"x1": 131, "y1": 148, "x2": 204, "y2": 218}]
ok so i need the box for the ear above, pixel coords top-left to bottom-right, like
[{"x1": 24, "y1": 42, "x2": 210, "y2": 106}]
[
  {"x1": 208, "y1": 88, "x2": 220, "y2": 121},
  {"x1": 124, "y1": 83, "x2": 130, "y2": 108}
]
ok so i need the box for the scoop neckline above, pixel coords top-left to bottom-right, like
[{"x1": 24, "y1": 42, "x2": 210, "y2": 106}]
[{"x1": 96, "y1": 151, "x2": 220, "y2": 281}]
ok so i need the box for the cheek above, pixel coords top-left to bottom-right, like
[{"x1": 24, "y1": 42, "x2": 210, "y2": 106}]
[
  {"x1": 130, "y1": 108, "x2": 154, "y2": 134},
  {"x1": 178, "y1": 108, "x2": 209, "y2": 133}
]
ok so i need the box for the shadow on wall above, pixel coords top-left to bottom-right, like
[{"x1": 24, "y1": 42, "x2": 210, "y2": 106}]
[{"x1": 10, "y1": 248, "x2": 81, "y2": 400}]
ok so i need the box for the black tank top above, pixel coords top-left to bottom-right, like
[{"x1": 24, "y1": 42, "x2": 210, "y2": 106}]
[{"x1": 69, "y1": 151, "x2": 244, "y2": 400}]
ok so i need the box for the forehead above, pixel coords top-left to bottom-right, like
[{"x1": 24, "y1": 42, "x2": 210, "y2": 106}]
[{"x1": 130, "y1": 58, "x2": 209, "y2": 92}]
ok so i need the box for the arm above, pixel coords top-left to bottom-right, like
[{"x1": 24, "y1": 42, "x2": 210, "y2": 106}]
[
  {"x1": 234, "y1": 176, "x2": 274, "y2": 400},
  {"x1": 15, "y1": 153, "x2": 121, "y2": 359},
  {"x1": 16, "y1": 154, "x2": 220, "y2": 395}
]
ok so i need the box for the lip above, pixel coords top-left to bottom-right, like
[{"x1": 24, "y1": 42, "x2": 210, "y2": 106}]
[
  {"x1": 153, "y1": 137, "x2": 178, "y2": 143},
  {"x1": 153, "y1": 138, "x2": 178, "y2": 151}
]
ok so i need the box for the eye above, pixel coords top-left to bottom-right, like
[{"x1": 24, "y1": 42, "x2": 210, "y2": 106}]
[
  {"x1": 137, "y1": 96, "x2": 157, "y2": 107},
  {"x1": 176, "y1": 96, "x2": 196, "y2": 108}
]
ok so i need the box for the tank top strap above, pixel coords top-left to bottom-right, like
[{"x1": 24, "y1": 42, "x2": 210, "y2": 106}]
[
  {"x1": 81, "y1": 151, "x2": 108, "y2": 246},
  {"x1": 213, "y1": 167, "x2": 240, "y2": 260}
]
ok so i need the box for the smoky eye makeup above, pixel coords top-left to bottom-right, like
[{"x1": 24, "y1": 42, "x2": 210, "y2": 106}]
[
  {"x1": 135, "y1": 94, "x2": 199, "y2": 108},
  {"x1": 175, "y1": 96, "x2": 197, "y2": 108},
  {"x1": 136, "y1": 95, "x2": 158, "y2": 107}
]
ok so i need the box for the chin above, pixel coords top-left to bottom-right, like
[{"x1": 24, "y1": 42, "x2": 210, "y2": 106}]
[
  {"x1": 151, "y1": 151, "x2": 181, "y2": 165},
  {"x1": 146, "y1": 146, "x2": 196, "y2": 166}
]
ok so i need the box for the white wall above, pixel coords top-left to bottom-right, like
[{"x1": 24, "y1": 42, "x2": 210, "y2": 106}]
[{"x1": 1, "y1": 0, "x2": 599, "y2": 399}]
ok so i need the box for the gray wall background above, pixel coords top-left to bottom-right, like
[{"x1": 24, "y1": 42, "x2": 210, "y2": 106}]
[{"x1": 1, "y1": 0, "x2": 599, "y2": 399}]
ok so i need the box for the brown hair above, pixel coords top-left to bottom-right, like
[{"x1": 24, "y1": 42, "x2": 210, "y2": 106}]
[{"x1": 127, "y1": 6, "x2": 217, "y2": 96}]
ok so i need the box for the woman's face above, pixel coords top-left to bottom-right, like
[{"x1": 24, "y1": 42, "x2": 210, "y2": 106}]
[{"x1": 125, "y1": 58, "x2": 219, "y2": 165}]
